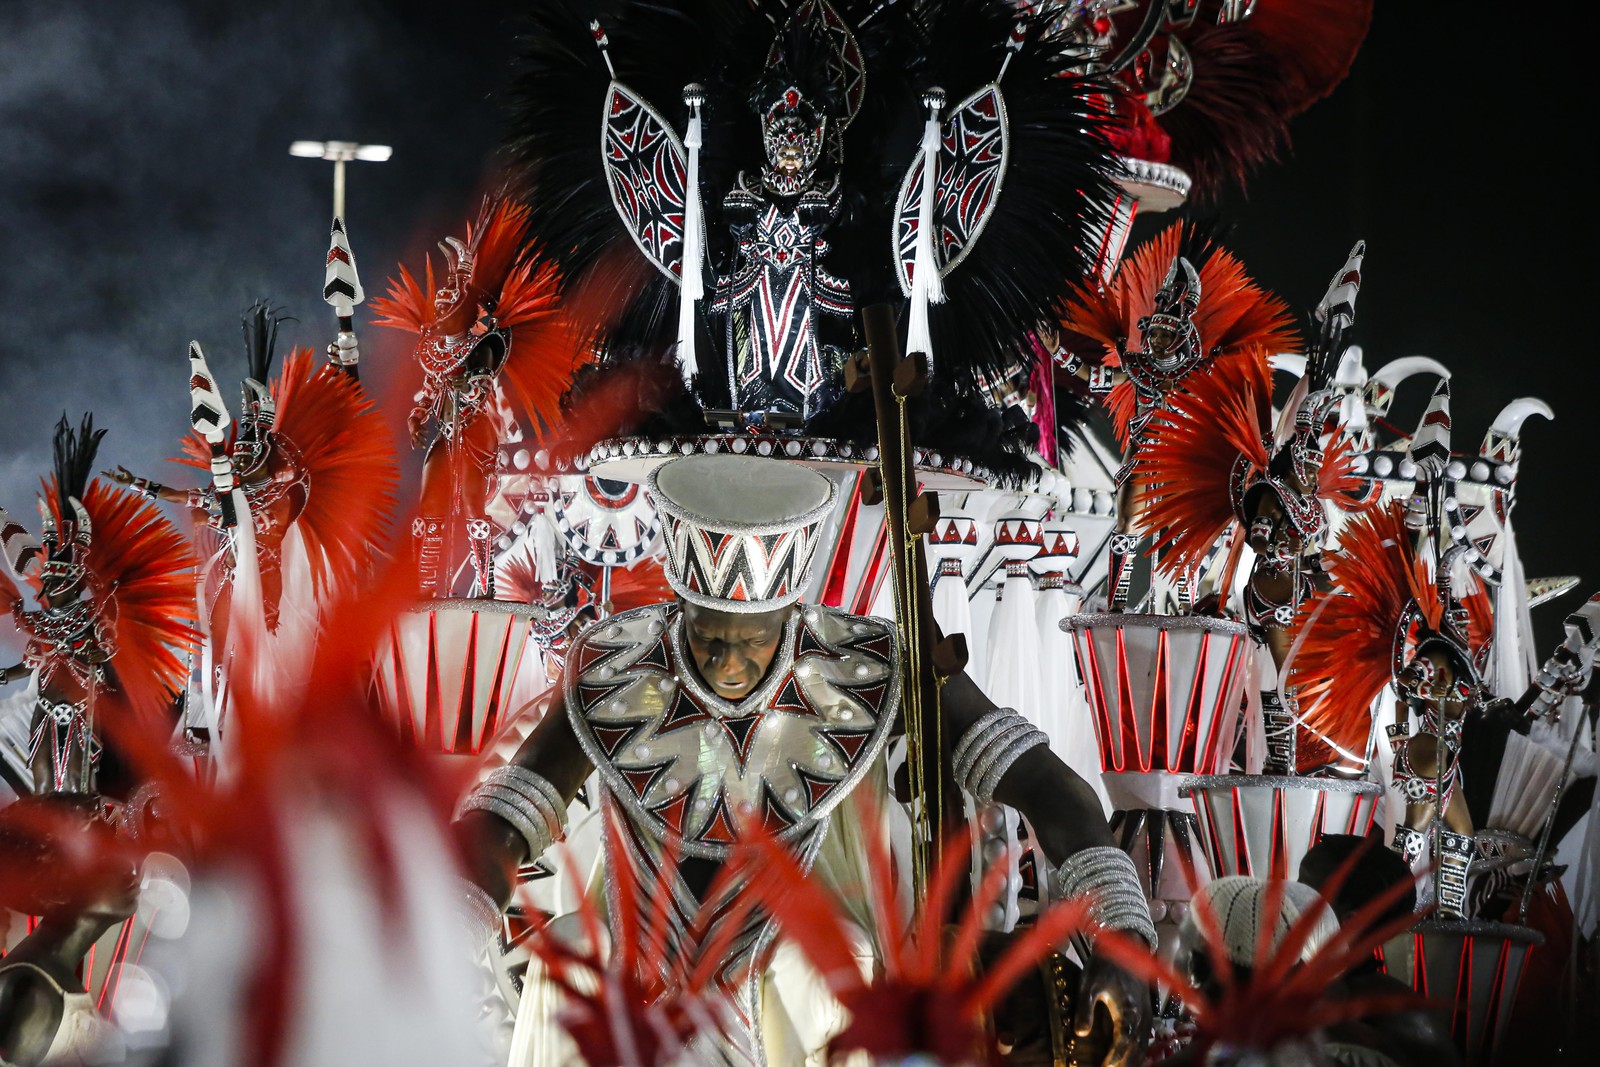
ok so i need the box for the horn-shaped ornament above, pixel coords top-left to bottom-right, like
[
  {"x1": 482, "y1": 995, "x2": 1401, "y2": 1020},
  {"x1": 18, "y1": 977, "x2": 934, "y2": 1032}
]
[
  {"x1": 1362, "y1": 355, "x2": 1450, "y2": 422},
  {"x1": 0, "y1": 504, "x2": 42, "y2": 578},
  {"x1": 68, "y1": 496, "x2": 92, "y2": 548},
  {"x1": 1480, "y1": 397, "x2": 1553, "y2": 465}
]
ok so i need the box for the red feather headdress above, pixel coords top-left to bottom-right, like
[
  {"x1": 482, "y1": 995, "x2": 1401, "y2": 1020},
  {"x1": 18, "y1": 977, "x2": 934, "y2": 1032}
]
[
  {"x1": 1288, "y1": 502, "x2": 1493, "y2": 773},
  {"x1": 1058, "y1": 223, "x2": 1299, "y2": 448},
  {"x1": 52, "y1": 479, "x2": 199, "y2": 720},
  {"x1": 1136, "y1": 355, "x2": 1371, "y2": 579},
  {"x1": 371, "y1": 198, "x2": 587, "y2": 430}
]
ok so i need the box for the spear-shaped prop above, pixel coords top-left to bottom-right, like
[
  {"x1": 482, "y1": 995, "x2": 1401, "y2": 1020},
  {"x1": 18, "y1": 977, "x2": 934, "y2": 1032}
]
[
  {"x1": 848, "y1": 304, "x2": 970, "y2": 899},
  {"x1": 323, "y1": 215, "x2": 364, "y2": 377},
  {"x1": 187, "y1": 341, "x2": 239, "y2": 529}
]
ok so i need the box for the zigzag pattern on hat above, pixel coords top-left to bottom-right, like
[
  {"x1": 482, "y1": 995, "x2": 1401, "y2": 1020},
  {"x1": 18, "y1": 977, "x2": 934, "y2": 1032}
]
[{"x1": 659, "y1": 509, "x2": 819, "y2": 607}]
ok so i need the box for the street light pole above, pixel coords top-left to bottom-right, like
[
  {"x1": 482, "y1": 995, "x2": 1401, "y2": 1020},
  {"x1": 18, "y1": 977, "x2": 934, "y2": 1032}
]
[{"x1": 289, "y1": 140, "x2": 392, "y2": 220}]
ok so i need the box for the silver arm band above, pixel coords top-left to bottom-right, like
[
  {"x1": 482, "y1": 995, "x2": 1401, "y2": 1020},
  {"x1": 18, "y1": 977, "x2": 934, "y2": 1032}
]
[
  {"x1": 455, "y1": 766, "x2": 568, "y2": 864},
  {"x1": 952, "y1": 708, "x2": 1048, "y2": 805},
  {"x1": 1049, "y1": 846, "x2": 1158, "y2": 950},
  {"x1": 455, "y1": 877, "x2": 503, "y2": 956}
]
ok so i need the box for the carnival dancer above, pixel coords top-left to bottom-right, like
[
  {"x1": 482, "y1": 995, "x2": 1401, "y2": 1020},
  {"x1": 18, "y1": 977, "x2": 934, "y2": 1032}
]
[
  {"x1": 1, "y1": 415, "x2": 198, "y2": 795},
  {"x1": 1288, "y1": 500, "x2": 1494, "y2": 916},
  {"x1": 108, "y1": 303, "x2": 397, "y2": 641},
  {"x1": 372, "y1": 198, "x2": 576, "y2": 598},
  {"x1": 1054, "y1": 223, "x2": 1299, "y2": 607},
  {"x1": 509, "y1": 0, "x2": 1119, "y2": 457},
  {"x1": 452, "y1": 453, "x2": 1155, "y2": 1062},
  {"x1": 1133, "y1": 243, "x2": 1372, "y2": 771}
]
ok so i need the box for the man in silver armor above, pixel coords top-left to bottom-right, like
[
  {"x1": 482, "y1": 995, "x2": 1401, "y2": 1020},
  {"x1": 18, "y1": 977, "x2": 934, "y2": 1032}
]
[{"x1": 452, "y1": 453, "x2": 1155, "y2": 1062}]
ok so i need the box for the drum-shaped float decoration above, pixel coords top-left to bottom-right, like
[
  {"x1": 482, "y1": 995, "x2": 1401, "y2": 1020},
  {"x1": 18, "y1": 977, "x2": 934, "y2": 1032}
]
[
  {"x1": 1063, "y1": 613, "x2": 1251, "y2": 811},
  {"x1": 372, "y1": 599, "x2": 558, "y2": 755},
  {"x1": 1180, "y1": 774, "x2": 1383, "y2": 881},
  {"x1": 1382, "y1": 919, "x2": 1542, "y2": 1065}
]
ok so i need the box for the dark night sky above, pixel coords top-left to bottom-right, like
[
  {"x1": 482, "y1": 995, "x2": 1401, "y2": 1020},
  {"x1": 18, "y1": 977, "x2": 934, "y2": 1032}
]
[{"x1": 0, "y1": 2, "x2": 1592, "y2": 649}]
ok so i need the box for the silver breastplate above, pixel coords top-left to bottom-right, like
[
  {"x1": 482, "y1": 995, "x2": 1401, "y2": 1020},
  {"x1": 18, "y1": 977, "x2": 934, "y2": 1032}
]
[{"x1": 565, "y1": 602, "x2": 900, "y2": 861}]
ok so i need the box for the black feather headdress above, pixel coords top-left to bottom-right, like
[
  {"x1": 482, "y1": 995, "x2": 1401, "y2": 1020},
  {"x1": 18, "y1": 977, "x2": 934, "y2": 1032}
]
[
  {"x1": 240, "y1": 300, "x2": 292, "y2": 385},
  {"x1": 507, "y1": 0, "x2": 1119, "y2": 477},
  {"x1": 50, "y1": 412, "x2": 107, "y2": 514}
]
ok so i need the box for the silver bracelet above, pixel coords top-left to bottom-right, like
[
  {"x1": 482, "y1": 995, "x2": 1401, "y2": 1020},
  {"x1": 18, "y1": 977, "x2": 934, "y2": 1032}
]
[
  {"x1": 455, "y1": 877, "x2": 502, "y2": 956},
  {"x1": 952, "y1": 709, "x2": 1048, "y2": 805},
  {"x1": 972, "y1": 726, "x2": 1049, "y2": 803},
  {"x1": 482, "y1": 766, "x2": 568, "y2": 841},
  {"x1": 1050, "y1": 846, "x2": 1158, "y2": 950},
  {"x1": 454, "y1": 766, "x2": 568, "y2": 864}
]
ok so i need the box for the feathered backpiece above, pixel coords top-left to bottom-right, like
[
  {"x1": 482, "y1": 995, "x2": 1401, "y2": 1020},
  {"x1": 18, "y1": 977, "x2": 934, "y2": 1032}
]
[
  {"x1": 1288, "y1": 501, "x2": 1492, "y2": 773},
  {"x1": 1059, "y1": 221, "x2": 1299, "y2": 447},
  {"x1": 507, "y1": 0, "x2": 1118, "y2": 442},
  {"x1": 1136, "y1": 357, "x2": 1370, "y2": 579},
  {"x1": 1115, "y1": 0, "x2": 1374, "y2": 199},
  {"x1": 37, "y1": 478, "x2": 199, "y2": 718},
  {"x1": 1136, "y1": 353, "x2": 1273, "y2": 577},
  {"x1": 371, "y1": 198, "x2": 582, "y2": 429},
  {"x1": 265, "y1": 348, "x2": 399, "y2": 592}
]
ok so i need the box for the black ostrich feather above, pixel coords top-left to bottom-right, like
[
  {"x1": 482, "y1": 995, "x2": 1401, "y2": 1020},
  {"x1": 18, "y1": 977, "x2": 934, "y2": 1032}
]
[
  {"x1": 51, "y1": 412, "x2": 107, "y2": 508},
  {"x1": 240, "y1": 300, "x2": 292, "y2": 384}
]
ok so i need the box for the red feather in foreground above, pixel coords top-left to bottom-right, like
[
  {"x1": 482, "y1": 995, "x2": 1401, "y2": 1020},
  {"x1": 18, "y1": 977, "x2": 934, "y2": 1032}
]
[
  {"x1": 1058, "y1": 223, "x2": 1298, "y2": 449},
  {"x1": 49, "y1": 479, "x2": 200, "y2": 720},
  {"x1": 734, "y1": 804, "x2": 1095, "y2": 1065},
  {"x1": 1092, "y1": 857, "x2": 1426, "y2": 1062},
  {"x1": 1289, "y1": 502, "x2": 1492, "y2": 773},
  {"x1": 104, "y1": 544, "x2": 475, "y2": 1067},
  {"x1": 522, "y1": 810, "x2": 764, "y2": 1065}
]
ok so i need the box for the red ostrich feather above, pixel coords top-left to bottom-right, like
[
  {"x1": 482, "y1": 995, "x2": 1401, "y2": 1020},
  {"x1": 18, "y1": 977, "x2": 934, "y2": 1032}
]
[
  {"x1": 102, "y1": 546, "x2": 468, "y2": 1067},
  {"x1": 1090, "y1": 854, "x2": 1425, "y2": 1061},
  {"x1": 266, "y1": 348, "x2": 399, "y2": 592},
  {"x1": 1136, "y1": 352, "x2": 1272, "y2": 578},
  {"x1": 41, "y1": 479, "x2": 201, "y2": 720},
  {"x1": 522, "y1": 809, "x2": 765, "y2": 1065},
  {"x1": 1289, "y1": 502, "x2": 1436, "y2": 772},
  {"x1": 1155, "y1": 1, "x2": 1373, "y2": 199},
  {"x1": 1058, "y1": 223, "x2": 1297, "y2": 448}
]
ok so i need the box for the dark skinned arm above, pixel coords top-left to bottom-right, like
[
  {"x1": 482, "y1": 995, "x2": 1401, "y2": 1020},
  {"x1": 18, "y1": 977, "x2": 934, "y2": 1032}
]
[
  {"x1": 0, "y1": 966, "x2": 65, "y2": 1067},
  {"x1": 941, "y1": 669, "x2": 1114, "y2": 864},
  {"x1": 454, "y1": 691, "x2": 593, "y2": 910}
]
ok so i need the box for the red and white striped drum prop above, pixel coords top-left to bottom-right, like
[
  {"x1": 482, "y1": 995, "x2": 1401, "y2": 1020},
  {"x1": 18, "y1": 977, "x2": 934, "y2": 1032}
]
[
  {"x1": 1179, "y1": 774, "x2": 1383, "y2": 881},
  {"x1": 372, "y1": 599, "x2": 558, "y2": 755},
  {"x1": 1381, "y1": 919, "x2": 1542, "y2": 1065},
  {"x1": 1063, "y1": 613, "x2": 1252, "y2": 812}
]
